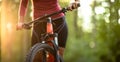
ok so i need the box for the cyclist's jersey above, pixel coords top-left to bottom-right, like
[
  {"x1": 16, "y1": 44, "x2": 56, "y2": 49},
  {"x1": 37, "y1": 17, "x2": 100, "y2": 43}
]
[{"x1": 19, "y1": 0, "x2": 64, "y2": 20}]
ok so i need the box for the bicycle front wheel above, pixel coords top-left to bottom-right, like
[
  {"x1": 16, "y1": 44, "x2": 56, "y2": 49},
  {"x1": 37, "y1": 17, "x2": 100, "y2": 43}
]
[{"x1": 26, "y1": 43, "x2": 56, "y2": 62}]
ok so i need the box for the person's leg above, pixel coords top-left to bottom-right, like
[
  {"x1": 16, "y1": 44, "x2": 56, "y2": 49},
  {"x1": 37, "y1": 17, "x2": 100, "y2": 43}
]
[
  {"x1": 31, "y1": 21, "x2": 46, "y2": 46},
  {"x1": 53, "y1": 16, "x2": 68, "y2": 57},
  {"x1": 58, "y1": 23, "x2": 68, "y2": 57}
]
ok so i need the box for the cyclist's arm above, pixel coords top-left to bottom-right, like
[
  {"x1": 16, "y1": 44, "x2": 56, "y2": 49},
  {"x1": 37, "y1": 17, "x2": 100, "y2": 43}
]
[
  {"x1": 17, "y1": 0, "x2": 29, "y2": 30},
  {"x1": 18, "y1": 0, "x2": 29, "y2": 22}
]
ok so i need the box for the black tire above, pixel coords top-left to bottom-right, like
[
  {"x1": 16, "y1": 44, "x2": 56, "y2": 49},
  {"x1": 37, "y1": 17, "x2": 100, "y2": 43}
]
[{"x1": 26, "y1": 43, "x2": 56, "y2": 62}]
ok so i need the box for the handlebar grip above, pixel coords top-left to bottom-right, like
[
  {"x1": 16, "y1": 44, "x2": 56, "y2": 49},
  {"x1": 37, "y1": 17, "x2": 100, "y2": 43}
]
[
  {"x1": 22, "y1": 23, "x2": 32, "y2": 29},
  {"x1": 77, "y1": 3, "x2": 80, "y2": 7},
  {"x1": 71, "y1": 3, "x2": 80, "y2": 9},
  {"x1": 65, "y1": 3, "x2": 80, "y2": 11}
]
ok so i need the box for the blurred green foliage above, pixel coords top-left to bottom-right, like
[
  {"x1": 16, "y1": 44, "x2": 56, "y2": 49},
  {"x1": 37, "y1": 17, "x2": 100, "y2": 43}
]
[{"x1": 1, "y1": 0, "x2": 120, "y2": 62}]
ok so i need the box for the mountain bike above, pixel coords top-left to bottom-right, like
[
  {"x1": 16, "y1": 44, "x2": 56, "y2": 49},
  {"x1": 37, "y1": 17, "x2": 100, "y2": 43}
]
[{"x1": 22, "y1": 4, "x2": 80, "y2": 62}]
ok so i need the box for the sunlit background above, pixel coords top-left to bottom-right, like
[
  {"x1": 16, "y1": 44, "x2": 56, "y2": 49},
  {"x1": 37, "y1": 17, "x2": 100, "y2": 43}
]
[{"x1": 1, "y1": 0, "x2": 120, "y2": 62}]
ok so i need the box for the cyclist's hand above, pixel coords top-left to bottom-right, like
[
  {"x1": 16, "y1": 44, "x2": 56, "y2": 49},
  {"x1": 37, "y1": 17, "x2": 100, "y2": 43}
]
[
  {"x1": 68, "y1": 1, "x2": 80, "y2": 11},
  {"x1": 16, "y1": 22, "x2": 24, "y2": 30}
]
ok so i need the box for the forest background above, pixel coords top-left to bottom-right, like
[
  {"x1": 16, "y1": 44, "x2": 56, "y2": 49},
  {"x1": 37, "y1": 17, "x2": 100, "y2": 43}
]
[{"x1": 0, "y1": 0, "x2": 120, "y2": 62}]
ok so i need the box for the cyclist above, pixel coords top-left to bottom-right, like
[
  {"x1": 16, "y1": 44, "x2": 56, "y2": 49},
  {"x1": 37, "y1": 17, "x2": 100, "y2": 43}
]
[{"x1": 17, "y1": 0, "x2": 79, "y2": 62}]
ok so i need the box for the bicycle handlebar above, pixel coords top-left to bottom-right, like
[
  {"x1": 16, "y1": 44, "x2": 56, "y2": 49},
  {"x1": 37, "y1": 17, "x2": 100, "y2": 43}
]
[{"x1": 23, "y1": 3, "x2": 80, "y2": 29}]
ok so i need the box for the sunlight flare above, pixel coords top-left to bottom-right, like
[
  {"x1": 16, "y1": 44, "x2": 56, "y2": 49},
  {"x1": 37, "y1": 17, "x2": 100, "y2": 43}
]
[
  {"x1": 79, "y1": 0, "x2": 93, "y2": 32},
  {"x1": 6, "y1": 22, "x2": 12, "y2": 32}
]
